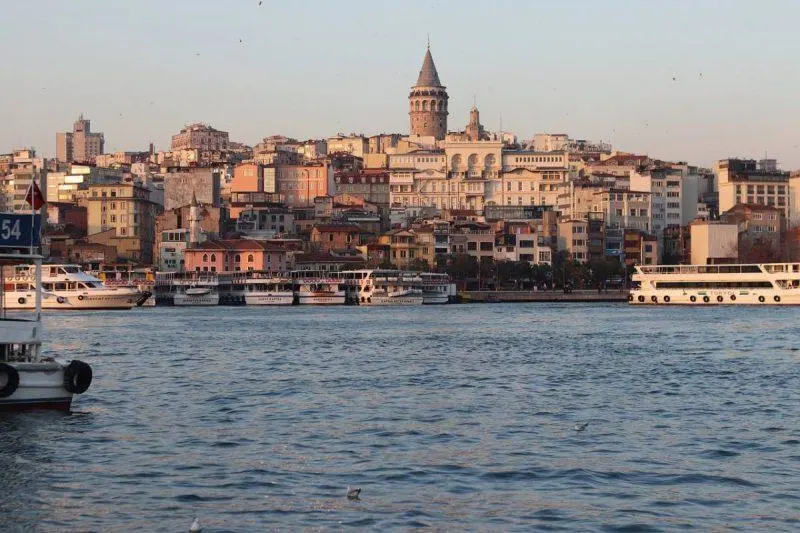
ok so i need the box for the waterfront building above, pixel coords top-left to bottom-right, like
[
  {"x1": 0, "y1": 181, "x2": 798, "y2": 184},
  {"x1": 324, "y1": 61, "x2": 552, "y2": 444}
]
[
  {"x1": 623, "y1": 229, "x2": 659, "y2": 266},
  {"x1": 47, "y1": 164, "x2": 123, "y2": 204},
  {"x1": 501, "y1": 150, "x2": 570, "y2": 207},
  {"x1": 531, "y1": 133, "x2": 569, "y2": 152},
  {"x1": 228, "y1": 191, "x2": 284, "y2": 219},
  {"x1": 56, "y1": 115, "x2": 105, "y2": 163},
  {"x1": 689, "y1": 220, "x2": 738, "y2": 265},
  {"x1": 87, "y1": 183, "x2": 161, "y2": 264},
  {"x1": 630, "y1": 167, "x2": 700, "y2": 231},
  {"x1": 720, "y1": 203, "x2": 785, "y2": 263},
  {"x1": 292, "y1": 251, "x2": 365, "y2": 272},
  {"x1": 184, "y1": 239, "x2": 289, "y2": 274},
  {"x1": 170, "y1": 123, "x2": 229, "y2": 151},
  {"x1": 716, "y1": 158, "x2": 790, "y2": 220},
  {"x1": 379, "y1": 228, "x2": 428, "y2": 269},
  {"x1": 409, "y1": 46, "x2": 448, "y2": 140},
  {"x1": 558, "y1": 219, "x2": 589, "y2": 262}
]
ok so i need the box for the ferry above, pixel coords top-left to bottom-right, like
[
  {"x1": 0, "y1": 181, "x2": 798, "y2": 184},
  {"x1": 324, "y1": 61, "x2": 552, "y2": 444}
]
[
  {"x1": 630, "y1": 263, "x2": 800, "y2": 305},
  {"x1": 342, "y1": 269, "x2": 424, "y2": 306},
  {"x1": 3, "y1": 264, "x2": 139, "y2": 310},
  {"x1": 292, "y1": 271, "x2": 346, "y2": 305},
  {"x1": 154, "y1": 272, "x2": 220, "y2": 306},
  {"x1": 243, "y1": 276, "x2": 293, "y2": 306},
  {"x1": 419, "y1": 272, "x2": 452, "y2": 304}
]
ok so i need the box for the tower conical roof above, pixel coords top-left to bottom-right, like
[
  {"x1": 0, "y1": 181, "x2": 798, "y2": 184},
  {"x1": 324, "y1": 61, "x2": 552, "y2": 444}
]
[{"x1": 415, "y1": 47, "x2": 442, "y2": 87}]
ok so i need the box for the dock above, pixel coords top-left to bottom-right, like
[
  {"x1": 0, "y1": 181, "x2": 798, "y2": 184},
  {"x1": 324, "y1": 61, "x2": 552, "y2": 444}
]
[{"x1": 459, "y1": 290, "x2": 629, "y2": 303}]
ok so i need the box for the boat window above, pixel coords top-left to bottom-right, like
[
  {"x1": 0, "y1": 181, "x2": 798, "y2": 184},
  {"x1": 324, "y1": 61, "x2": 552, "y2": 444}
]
[
  {"x1": 55, "y1": 282, "x2": 68, "y2": 291},
  {"x1": 49, "y1": 267, "x2": 58, "y2": 277},
  {"x1": 78, "y1": 283, "x2": 88, "y2": 289},
  {"x1": 655, "y1": 281, "x2": 773, "y2": 289},
  {"x1": 42, "y1": 283, "x2": 54, "y2": 291}
]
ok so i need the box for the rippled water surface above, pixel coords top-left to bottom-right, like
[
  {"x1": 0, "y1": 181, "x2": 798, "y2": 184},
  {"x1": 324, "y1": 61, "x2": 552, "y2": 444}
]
[{"x1": 1, "y1": 304, "x2": 799, "y2": 532}]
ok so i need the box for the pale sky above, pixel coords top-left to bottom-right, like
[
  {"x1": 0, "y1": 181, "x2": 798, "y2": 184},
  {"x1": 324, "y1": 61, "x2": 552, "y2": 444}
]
[{"x1": 2, "y1": 0, "x2": 799, "y2": 169}]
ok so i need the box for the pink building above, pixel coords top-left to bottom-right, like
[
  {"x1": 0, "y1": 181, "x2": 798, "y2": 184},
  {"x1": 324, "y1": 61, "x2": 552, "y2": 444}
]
[{"x1": 184, "y1": 239, "x2": 288, "y2": 274}]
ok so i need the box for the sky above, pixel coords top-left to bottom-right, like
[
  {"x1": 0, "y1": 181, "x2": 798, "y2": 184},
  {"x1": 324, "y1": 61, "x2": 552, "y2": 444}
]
[{"x1": 2, "y1": 0, "x2": 800, "y2": 169}]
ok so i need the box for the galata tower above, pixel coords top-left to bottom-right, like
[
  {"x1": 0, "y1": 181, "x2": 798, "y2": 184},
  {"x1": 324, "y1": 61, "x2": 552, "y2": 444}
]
[{"x1": 409, "y1": 45, "x2": 448, "y2": 140}]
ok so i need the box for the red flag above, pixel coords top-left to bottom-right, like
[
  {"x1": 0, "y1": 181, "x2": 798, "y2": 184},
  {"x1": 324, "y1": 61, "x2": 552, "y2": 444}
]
[{"x1": 25, "y1": 181, "x2": 45, "y2": 210}]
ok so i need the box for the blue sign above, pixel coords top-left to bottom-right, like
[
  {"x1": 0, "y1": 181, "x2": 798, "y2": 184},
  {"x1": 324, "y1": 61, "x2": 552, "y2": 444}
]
[{"x1": 0, "y1": 213, "x2": 41, "y2": 249}]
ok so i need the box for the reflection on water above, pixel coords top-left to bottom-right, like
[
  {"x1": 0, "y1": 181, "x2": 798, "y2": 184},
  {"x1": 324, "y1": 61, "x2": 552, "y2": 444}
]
[{"x1": 1, "y1": 304, "x2": 799, "y2": 531}]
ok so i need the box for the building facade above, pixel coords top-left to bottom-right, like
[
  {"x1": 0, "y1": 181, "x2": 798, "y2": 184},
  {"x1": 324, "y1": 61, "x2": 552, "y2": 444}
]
[
  {"x1": 86, "y1": 183, "x2": 160, "y2": 264},
  {"x1": 170, "y1": 123, "x2": 229, "y2": 151},
  {"x1": 56, "y1": 116, "x2": 105, "y2": 163}
]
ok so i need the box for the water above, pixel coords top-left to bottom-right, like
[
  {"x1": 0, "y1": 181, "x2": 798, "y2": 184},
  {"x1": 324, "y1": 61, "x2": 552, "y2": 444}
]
[{"x1": 1, "y1": 304, "x2": 799, "y2": 532}]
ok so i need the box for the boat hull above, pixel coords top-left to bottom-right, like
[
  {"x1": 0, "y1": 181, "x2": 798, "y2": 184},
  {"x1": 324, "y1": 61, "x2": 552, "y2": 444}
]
[
  {"x1": 245, "y1": 293, "x2": 294, "y2": 305},
  {"x1": 173, "y1": 294, "x2": 220, "y2": 306},
  {"x1": 422, "y1": 293, "x2": 449, "y2": 305},
  {"x1": 359, "y1": 295, "x2": 424, "y2": 306},
  {"x1": 629, "y1": 289, "x2": 800, "y2": 305},
  {"x1": 4, "y1": 290, "x2": 138, "y2": 310},
  {"x1": 0, "y1": 362, "x2": 73, "y2": 412},
  {"x1": 297, "y1": 294, "x2": 345, "y2": 305}
]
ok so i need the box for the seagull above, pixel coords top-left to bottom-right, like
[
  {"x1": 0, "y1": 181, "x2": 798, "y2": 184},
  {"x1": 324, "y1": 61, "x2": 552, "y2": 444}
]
[
  {"x1": 189, "y1": 517, "x2": 202, "y2": 532},
  {"x1": 258, "y1": 0, "x2": 262, "y2": 4},
  {"x1": 346, "y1": 486, "x2": 361, "y2": 500},
  {"x1": 573, "y1": 422, "x2": 589, "y2": 432},
  {"x1": 672, "y1": 77, "x2": 677, "y2": 81}
]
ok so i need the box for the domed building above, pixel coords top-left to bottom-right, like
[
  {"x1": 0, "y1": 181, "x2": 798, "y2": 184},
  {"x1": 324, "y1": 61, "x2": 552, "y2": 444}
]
[{"x1": 408, "y1": 46, "x2": 448, "y2": 140}]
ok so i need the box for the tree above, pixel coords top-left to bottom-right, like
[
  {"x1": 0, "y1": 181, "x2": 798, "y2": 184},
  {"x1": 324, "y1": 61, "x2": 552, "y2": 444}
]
[
  {"x1": 496, "y1": 260, "x2": 515, "y2": 288},
  {"x1": 408, "y1": 258, "x2": 431, "y2": 272},
  {"x1": 511, "y1": 261, "x2": 532, "y2": 289},
  {"x1": 446, "y1": 253, "x2": 478, "y2": 281}
]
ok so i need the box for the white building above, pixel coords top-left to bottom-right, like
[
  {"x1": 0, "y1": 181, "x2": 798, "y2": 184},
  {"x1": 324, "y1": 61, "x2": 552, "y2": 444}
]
[
  {"x1": 716, "y1": 159, "x2": 790, "y2": 221},
  {"x1": 690, "y1": 221, "x2": 738, "y2": 265}
]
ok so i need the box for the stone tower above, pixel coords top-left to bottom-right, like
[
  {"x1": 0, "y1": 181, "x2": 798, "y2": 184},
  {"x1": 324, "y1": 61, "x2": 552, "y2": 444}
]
[
  {"x1": 465, "y1": 105, "x2": 486, "y2": 141},
  {"x1": 409, "y1": 46, "x2": 448, "y2": 140}
]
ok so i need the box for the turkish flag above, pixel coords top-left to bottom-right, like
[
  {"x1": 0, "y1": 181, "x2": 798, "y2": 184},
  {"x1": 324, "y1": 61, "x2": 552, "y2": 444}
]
[{"x1": 25, "y1": 181, "x2": 45, "y2": 210}]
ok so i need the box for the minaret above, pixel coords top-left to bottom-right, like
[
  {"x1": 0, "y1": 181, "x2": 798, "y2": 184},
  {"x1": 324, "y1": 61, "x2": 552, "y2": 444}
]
[
  {"x1": 189, "y1": 192, "x2": 200, "y2": 245},
  {"x1": 409, "y1": 44, "x2": 448, "y2": 140}
]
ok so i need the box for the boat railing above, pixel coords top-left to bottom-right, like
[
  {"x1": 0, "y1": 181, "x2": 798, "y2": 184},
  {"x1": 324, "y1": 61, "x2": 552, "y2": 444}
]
[{"x1": 637, "y1": 264, "x2": 769, "y2": 275}]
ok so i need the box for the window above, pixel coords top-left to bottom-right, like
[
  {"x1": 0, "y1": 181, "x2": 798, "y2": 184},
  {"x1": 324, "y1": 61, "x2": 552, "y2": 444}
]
[
  {"x1": 203, "y1": 254, "x2": 208, "y2": 262},
  {"x1": 210, "y1": 254, "x2": 216, "y2": 262},
  {"x1": 467, "y1": 242, "x2": 477, "y2": 251},
  {"x1": 235, "y1": 254, "x2": 241, "y2": 262},
  {"x1": 248, "y1": 254, "x2": 254, "y2": 262}
]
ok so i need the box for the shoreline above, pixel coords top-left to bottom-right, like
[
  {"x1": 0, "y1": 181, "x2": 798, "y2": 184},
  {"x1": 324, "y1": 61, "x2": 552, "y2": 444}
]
[{"x1": 459, "y1": 290, "x2": 629, "y2": 303}]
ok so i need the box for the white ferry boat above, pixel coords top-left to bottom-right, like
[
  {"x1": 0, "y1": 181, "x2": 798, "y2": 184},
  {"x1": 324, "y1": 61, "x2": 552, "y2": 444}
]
[
  {"x1": 419, "y1": 272, "x2": 452, "y2": 304},
  {"x1": 243, "y1": 276, "x2": 294, "y2": 305},
  {"x1": 154, "y1": 272, "x2": 220, "y2": 306},
  {"x1": 630, "y1": 263, "x2": 800, "y2": 305},
  {"x1": 292, "y1": 271, "x2": 345, "y2": 305},
  {"x1": 342, "y1": 269, "x2": 424, "y2": 306},
  {"x1": 0, "y1": 256, "x2": 93, "y2": 412},
  {"x1": 3, "y1": 264, "x2": 139, "y2": 310}
]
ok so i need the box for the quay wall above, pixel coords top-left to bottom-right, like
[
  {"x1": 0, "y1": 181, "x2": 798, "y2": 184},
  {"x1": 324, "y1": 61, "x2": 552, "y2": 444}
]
[{"x1": 459, "y1": 290, "x2": 629, "y2": 303}]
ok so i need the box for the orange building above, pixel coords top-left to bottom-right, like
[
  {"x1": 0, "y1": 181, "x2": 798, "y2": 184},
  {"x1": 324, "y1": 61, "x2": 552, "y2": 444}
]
[
  {"x1": 310, "y1": 224, "x2": 363, "y2": 253},
  {"x1": 184, "y1": 239, "x2": 288, "y2": 274},
  {"x1": 276, "y1": 163, "x2": 331, "y2": 207},
  {"x1": 231, "y1": 162, "x2": 264, "y2": 193}
]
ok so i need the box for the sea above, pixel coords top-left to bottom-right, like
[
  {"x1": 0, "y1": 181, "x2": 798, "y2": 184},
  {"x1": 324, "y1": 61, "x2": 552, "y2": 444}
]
[{"x1": 1, "y1": 303, "x2": 799, "y2": 532}]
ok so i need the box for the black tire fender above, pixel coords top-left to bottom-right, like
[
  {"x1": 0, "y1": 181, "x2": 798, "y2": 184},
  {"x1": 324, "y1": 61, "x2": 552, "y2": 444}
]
[
  {"x1": 0, "y1": 363, "x2": 20, "y2": 398},
  {"x1": 63, "y1": 360, "x2": 92, "y2": 394}
]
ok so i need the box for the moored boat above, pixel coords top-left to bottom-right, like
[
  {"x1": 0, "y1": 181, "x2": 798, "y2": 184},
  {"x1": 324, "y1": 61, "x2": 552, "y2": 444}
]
[
  {"x1": 0, "y1": 212, "x2": 93, "y2": 411},
  {"x1": 341, "y1": 269, "x2": 425, "y2": 306},
  {"x1": 292, "y1": 271, "x2": 345, "y2": 305},
  {"x1": 3, "y1": 264, "x2": 139, "y2": 310},
  {"x1": 629, "y1": 263, "x2": 800, "y2": 305}
]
